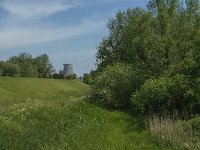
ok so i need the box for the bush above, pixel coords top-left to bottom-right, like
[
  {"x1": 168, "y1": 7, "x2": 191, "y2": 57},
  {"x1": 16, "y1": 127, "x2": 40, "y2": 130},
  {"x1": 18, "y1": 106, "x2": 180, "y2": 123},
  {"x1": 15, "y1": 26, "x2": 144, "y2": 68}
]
[
  {"x1": 66, "y1": 74, "x2": 77, "y2": 80},
  {"x1": 183, "y1": 116, "x2": 200, "y2": 138},
  {"x1": 82, "y1": 73, "x2": 92, "y2": 85},
  {"x1": 91, "y1": 63, "x2": 145, "y2": 108},
  {"x1": 2, "y1": 62, "x2": 21, "y2": 77},
  {"x1": 132, "y1": 74, "x2": 196, "y2": 116},
  {"x1": 53, "y1": 72, "x2": 65, "y2": 79}
]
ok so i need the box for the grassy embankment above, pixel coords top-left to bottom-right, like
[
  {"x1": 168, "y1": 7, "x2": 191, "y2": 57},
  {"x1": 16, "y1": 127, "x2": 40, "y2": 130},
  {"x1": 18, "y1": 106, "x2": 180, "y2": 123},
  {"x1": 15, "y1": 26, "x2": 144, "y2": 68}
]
[
  {"x1": 0, "y1": 77, "x2": 87, "y2": 106},
  {"x1": 0, "y1": 77, "x2": 173, "y2": 150}
]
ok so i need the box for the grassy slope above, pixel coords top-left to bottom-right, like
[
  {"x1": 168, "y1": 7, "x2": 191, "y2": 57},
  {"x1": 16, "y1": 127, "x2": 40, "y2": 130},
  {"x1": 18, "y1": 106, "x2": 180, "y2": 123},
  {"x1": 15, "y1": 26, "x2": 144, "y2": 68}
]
[
  {"x1": 0, "y1": 77, "x2": 173, "y2": 150},
  {"x1": 0, "y1": 77, "x2": 87, "y2": 105}
]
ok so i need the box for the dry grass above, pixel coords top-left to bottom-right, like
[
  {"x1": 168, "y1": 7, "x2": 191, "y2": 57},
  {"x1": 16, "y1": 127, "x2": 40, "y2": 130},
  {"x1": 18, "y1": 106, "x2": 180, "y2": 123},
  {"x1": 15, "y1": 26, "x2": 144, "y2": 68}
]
[{"x1": 149, "y1": 116, "x2": 200, "y2": 150}]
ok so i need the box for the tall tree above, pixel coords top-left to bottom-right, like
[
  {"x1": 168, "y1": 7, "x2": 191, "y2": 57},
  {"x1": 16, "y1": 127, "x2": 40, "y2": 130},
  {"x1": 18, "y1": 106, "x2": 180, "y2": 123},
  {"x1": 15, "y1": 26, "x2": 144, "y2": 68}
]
[
  {"x1": 96, "y1": 0, "x2": 200, "y2": 78},
  {"x1": 0, "y1": 61, "x2": 4, "y2": 76},
  {"x1": 8, "y1": 53, "x2": 38, "y2": 77},
  {"x1": 2, "y1": 62, "x2": 21, "y2": 77},
  {"x1": 34, "y1": 54, "x2": 55, "y2": 78}
]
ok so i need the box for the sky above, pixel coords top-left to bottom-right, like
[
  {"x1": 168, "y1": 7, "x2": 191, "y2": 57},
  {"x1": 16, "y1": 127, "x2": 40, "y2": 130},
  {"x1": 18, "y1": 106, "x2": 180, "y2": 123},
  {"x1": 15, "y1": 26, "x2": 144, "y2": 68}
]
[{"x1": 0, "y1": 0, "x2": 146, "y2": 76}]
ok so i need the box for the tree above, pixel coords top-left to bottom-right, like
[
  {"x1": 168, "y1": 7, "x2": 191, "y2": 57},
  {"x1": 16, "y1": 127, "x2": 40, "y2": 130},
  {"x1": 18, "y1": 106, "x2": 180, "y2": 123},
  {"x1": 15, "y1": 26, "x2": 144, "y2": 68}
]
[
  {"x1": 66, "y1": 74, "x2": 77, "y2": 80},
  {"x1": 132, "y1": 75, "x2": 196, "y2": 117},
  {"x1": 94, "y1": 0, "x2": 200, "y2": 115},
  {"x1": 91, "y1": 63, "x2": 142, "y2": 108},
  {"x1": 34, "y1": 54, "x2": 55, "y2": 78},
  {"x1": 0, "y1": 61, "x2": 4, "y2": 76},
  {"x1": 96, "y1": 0, "x2": 200, "y2": 77},
  {"x1": 8, "y1": 53, "x2": 38, "y2": 77},
  {"x1": 2, "y1": 53, "x2": 55, "y2": 78},
  {"x1": 2, "y1": 62, "x2": 21, "y2": 77},
  {"x1": 82, "y1": 73, "x2": 92, "y2": 85},
  {"x1": 53, "y1": 70, "x2": 65, "y2": 79},
  {"x1": 96, "y1": 8, "x2": 169, "y2": 77}
]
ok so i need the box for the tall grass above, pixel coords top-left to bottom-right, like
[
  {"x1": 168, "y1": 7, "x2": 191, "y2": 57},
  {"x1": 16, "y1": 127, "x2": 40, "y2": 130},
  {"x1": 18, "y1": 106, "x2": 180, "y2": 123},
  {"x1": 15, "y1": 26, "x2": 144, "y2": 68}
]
[
  {"x1": 0, "y1": 96, "x2": 173, "y2": 150},
  {"x1": 149, "y1": 116, "x2": 200, "y2": 150}
]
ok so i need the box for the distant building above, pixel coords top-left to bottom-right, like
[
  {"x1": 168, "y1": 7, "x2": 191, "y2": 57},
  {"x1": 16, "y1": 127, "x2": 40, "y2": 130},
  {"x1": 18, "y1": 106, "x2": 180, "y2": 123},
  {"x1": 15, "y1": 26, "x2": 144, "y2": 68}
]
[{"x1": 63, "y1": 64, "x2": 73, "y2": 77}]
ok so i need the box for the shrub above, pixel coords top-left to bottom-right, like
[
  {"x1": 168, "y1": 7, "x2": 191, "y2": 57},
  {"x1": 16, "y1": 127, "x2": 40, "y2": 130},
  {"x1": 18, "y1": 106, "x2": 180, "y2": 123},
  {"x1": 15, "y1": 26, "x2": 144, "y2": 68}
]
[
  {"x1": 132, "y1": 74, "x2": 196, "y2": 116},
  {"x1": 82, "y1": 73, "x2": 92, "y2": 85},
  {"x1": 183, "y1": 116, "x2": 200, "y2": 138},
  {"x1": 0, "y1": 61, "x2": 4, "y2": 76},
  {"x1": 53, "y1": 72, "x2": 65, "y2": 79},
  {"x1": 66, "y1": 74, "x2": 77, "y2": 80},
  {"x1": 2, "y1": 62, "x2": 21, "y2": 77},
  {"x1": 91, "y1": 63, "x2": 145, "y2": 108}
]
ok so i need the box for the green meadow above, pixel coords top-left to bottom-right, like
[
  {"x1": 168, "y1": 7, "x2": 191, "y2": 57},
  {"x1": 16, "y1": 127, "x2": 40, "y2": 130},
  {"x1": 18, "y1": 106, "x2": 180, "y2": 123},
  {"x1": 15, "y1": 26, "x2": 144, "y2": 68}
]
[
  {"x1": 0, "y1": 77, "x2": 87, "y2": 106},
  {"x1": 0, "y1": 77, "x2": 173, "y2": 150}
]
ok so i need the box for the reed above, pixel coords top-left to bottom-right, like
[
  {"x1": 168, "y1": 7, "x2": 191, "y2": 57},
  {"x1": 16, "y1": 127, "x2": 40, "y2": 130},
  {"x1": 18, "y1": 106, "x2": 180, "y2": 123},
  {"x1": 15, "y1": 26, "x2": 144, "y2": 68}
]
[{"x1": 149, "y1": 116, "x2": 200, "y2": 150}]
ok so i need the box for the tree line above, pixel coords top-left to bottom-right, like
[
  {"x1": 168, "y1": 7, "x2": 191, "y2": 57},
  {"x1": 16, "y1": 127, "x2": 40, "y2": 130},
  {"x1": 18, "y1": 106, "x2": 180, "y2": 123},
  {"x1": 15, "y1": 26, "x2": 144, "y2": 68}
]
[
  {"x1": 0, "y1": 53, "x2": 54, "y2": 78},
  {"x1": 0, "y1": 52, "x2": 78, "y2": 79}
]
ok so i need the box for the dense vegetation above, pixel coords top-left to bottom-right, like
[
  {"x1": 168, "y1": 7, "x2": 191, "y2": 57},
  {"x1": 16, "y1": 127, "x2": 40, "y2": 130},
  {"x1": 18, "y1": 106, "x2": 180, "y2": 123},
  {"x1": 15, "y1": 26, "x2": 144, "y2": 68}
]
[
  {"x1": 91, "y1": 0, "x2": 200, "y2": 116},
  {"x1": 88, "y1": 0, "x2": 200, "y2": 149},
  {"x1": 0, "y1": 53, "x2": 54, "y2": 78}
]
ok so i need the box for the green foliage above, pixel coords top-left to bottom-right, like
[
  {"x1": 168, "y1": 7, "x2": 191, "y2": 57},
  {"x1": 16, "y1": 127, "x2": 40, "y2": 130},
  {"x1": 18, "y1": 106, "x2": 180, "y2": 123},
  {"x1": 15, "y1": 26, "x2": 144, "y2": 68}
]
[
  {"x1": 34, "y1": 54, "x2": 55, "y2": 78},
  {"x1": 72, "y1": 73, "x2": 77, "y2": 79},
  {"x1": 96, "y1": 7, "x2": 172, "y2": 77},
  {"x1": 2, "y1": 52, "x2": 55, "y2": 78},
  {"x1": 91, "y1": 63, "x2": 144, "y2": 108},
  {"x1": 0, "y1": 61, "x2": 4, "y2": 76},
  {"x1": 82, "y1": 73, "x2": 92, "y2": 85},
  {"x1": 9, "y1": 53, "x2": 38, "y2": 77},
  {"x1": 94, "y1": 0, "x2": 200, "y2": 117},
  {"x1": 2, "y1": 62, "x2": 21, "y2": 77},
  {"x1": 184, "y1": 115, "x2": 200, "y2": 138},
  {"x1": 182, "y1": 116, "x2": 200, "y2": 150},
  {"x1": 53, "y1": 70, "x2": 65, "y2": 79},
  {"x1": 66, "y1": 73, "x2": 77, "y2": 80},
  {"x1": 132, "y1": 75, "x2": 197, "y2": 116},
  {"x1": 96, "y1": 0, "x2": 200, "y2": 78}
]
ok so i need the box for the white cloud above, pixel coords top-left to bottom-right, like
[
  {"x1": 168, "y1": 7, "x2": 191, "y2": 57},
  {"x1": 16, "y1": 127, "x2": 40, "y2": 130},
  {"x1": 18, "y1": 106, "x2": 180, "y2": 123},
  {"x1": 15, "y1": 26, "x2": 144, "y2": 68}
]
[
  {"x1": 0, "y1": 19, "x2": 106, "y2": 48},
  {"x1": 0, "y1": 0, "x2": 75, "y2": 20},
  {"x1": 0, "y1": 0, "x2": 108, "y2": 49}
]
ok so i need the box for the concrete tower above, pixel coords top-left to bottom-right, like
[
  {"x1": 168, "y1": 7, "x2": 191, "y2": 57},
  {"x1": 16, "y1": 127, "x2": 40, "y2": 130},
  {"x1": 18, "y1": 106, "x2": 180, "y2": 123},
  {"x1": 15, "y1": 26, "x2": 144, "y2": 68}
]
[{"x1": 63, "y1": 64, "x2": 73, "y2": 77}]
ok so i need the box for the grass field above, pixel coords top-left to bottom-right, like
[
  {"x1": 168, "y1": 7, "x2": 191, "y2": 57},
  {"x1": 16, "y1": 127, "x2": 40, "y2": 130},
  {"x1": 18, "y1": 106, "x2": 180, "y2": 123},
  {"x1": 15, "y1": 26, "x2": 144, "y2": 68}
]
[
  {"x1": 0, "y1": 77, "x2": 174, "y2": 150},
  {"x1": 0, "y1": 77, "x2": 87, "y2": 106}
]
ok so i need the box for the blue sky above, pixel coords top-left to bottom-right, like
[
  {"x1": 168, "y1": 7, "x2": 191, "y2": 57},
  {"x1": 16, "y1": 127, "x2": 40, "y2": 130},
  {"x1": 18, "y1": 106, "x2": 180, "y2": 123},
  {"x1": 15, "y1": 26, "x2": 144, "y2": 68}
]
[{"x1": 0, "y1": 0, "x2": 145, "y2": 76}]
